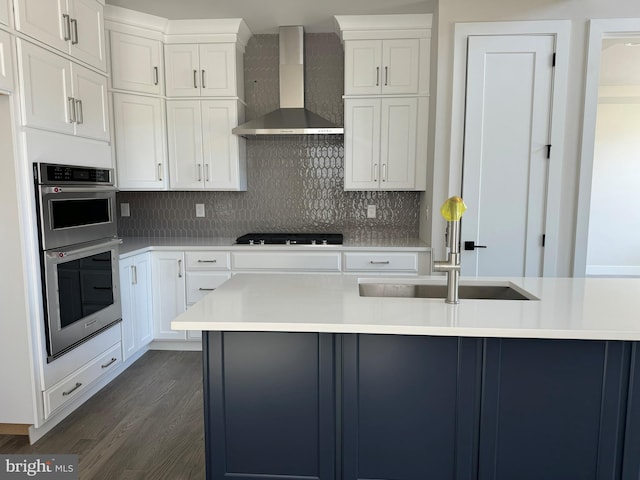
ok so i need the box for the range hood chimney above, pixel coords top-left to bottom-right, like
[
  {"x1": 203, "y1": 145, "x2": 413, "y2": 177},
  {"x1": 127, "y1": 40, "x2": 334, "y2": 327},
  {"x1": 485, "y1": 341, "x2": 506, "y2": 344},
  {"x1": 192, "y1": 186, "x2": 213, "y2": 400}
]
[{"x1": 232, "y1": 26, "x2": 344, "y2": 136}]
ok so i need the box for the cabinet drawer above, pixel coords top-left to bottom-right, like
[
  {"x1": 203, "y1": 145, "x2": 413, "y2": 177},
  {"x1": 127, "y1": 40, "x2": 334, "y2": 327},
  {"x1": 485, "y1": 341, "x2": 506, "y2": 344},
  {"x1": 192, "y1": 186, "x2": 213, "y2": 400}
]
[
  {"x1": 343, "y1": 252, "x2": 418, "y2": 273},
  {"x1": 43, "y1": 342, "x2": 121, "y2": 418},
  {"x1": 232, "y1": 252, "x2": 341, "y2": 272},
  {"x1": 186, "y1": 271, "x2": 231, "y2": 305},
  {"x1": 185, "y1": 251, "x2": 230, "y2": 270}
]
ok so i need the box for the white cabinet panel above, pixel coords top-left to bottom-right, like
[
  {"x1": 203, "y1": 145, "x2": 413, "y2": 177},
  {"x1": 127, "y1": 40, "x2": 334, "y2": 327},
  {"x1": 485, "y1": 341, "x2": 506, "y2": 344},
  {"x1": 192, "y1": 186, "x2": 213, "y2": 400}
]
[
  {"x1": 380, "y1": 97, "x2": 417, "y2": 189},
  {"x1": 344, "y1": 39, "x2": 419, "y2": 96},
  {"x1": 232, "y1": 251, "x2": 342, "y2": 272},
  {"x1": 0, "y1": 0, "x2": 9, "y2": 26},
  {"x1": 167, "y1": 99, "x2": 246, "y2": 191},
  {"x1": 343, "y1": 252, "x2": 418, "y2": 273},
  {"x1": 344, "y1": 98, "x2": 380, "y2": 190},
  {"x1": 18, "y1": 40, "x2": 108, "y2": 140},
  {"x1": 113, "y1": 93, "x2": 167, "y2": 190},
  {"x1": 119, "y1": 253, "x2": 153, "y2": 361},
  {"x1": 15, "y1": 0, "x2": 106, "y2": 70},
  {"x1": 0, "y1": 30, "x2": 13, "y2": 92},
  {"x1": 185, "y1": 251, "x2": 230, "y2": 270},
  {"x1": 164, "y1": 43, "x2": 237, "y2": 97},
  {"x1": 110, "y1": 31, "x2": 162, "y2": 95},
  {"x1": 186, "y1": 271, "x2": 231, "y2": 306},
  {"x1": 151, "y1": 251, "x2": 186, "y2": 341}
]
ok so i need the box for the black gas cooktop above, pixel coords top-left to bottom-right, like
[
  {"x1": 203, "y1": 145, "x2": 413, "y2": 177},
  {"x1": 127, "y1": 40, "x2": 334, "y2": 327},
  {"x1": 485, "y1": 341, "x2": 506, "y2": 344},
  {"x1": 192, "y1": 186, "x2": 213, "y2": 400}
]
[{"x1": 235, "y1": 233, "x2": 343, "y2": 245}]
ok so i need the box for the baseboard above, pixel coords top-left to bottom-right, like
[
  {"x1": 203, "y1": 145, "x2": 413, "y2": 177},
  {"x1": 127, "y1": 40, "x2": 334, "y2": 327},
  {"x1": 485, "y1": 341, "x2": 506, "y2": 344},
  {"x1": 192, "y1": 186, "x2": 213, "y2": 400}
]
[{"x1": 149, "y1": 340, "x2": 202, "y2": 351}]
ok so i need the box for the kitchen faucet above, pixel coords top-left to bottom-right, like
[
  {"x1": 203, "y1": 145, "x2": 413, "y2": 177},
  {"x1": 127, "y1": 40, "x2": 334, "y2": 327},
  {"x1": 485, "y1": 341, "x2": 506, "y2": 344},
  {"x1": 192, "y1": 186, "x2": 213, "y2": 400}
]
[{"x1": 433, "y1": 196, "x2": 467, "y2": 304}]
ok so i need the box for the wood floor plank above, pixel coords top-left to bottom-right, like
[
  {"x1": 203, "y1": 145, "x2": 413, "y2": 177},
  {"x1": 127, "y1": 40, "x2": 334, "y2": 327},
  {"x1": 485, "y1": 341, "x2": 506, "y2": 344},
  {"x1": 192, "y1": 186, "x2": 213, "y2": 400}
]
[{"x1": 0, "y1": 351, "x2": 205, "y2": 480}]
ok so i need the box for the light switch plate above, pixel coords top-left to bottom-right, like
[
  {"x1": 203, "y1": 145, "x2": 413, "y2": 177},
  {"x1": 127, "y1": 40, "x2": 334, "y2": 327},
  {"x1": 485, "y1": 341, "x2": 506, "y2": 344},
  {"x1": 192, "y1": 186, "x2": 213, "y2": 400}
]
[
  {"x1": 367, "y1": 205, "x2": 377, "y2": 219},
  {"x1": 195, "y1": 204, "x2": 205, "y2": 217},
  {"x1": 120, "y1": 203, "x2": 130, "y2": 217}
]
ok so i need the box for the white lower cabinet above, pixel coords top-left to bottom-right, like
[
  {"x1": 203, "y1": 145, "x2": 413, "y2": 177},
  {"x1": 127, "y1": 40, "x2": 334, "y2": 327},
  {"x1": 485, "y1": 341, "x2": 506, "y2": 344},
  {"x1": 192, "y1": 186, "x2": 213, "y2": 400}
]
[
  {"x1": 231, "y1": 251, "x2": 342, "y2": 272},
  {"x1": 0, "y1": 31, "x2": 13, "y2": 92},
  {"x1": 119, "y1": 253, "x2": 153, "y2": 360},
  {"x1": 343, "y1": 251, "x2": 419, "y2": 274},
  {"x1": 43, "y1": 342, "x2": 122, "y2": 418},
  {"x1": 151, "y1": 251, "x2": 186, "y2": 341}
]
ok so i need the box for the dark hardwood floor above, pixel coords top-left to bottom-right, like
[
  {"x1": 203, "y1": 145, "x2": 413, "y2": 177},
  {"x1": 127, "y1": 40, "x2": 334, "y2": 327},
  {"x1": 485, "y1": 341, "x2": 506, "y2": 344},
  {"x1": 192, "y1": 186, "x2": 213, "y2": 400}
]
[{"x1": 0, "y1": 350, "x2": 205, "y2": 480}]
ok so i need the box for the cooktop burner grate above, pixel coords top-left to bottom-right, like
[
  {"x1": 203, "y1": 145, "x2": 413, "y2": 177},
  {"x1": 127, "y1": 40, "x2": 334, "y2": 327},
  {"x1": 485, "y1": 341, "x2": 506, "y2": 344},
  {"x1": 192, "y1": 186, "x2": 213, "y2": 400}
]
[{"x1": 235, "y1": 233, "x2": 343, "y2": 245}]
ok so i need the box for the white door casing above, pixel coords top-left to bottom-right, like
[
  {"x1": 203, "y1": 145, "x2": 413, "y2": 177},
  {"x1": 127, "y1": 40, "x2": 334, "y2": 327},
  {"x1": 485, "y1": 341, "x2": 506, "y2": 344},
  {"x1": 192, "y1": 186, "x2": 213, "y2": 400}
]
[{"x1": 461, "y1": 35, "x2": 554, "y2": 277}]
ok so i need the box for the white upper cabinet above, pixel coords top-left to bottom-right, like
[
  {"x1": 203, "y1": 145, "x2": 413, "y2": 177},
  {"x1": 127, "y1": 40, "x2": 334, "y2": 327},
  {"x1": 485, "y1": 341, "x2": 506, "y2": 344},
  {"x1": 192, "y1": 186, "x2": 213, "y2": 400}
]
[
  {"x1": 344, "y1": 97, "x2": 419, "y2": 190},
  {"x1": 344, "y1": 39, "x2": 419, "y2": 96},
  {"x1": 109, "y1": 31, "x2": 162, "y2": 95},
  {"x1": 164, "y1": 43, "x2": 238, "y2": 97},
  {"x1": 113, "y1": 92, "x2": 167, "y2": 190},
  {"x1": 14, "y1": 0, "x2": 106, "y2": 71},
  {"x1": 167, "y1": 99, "x2": 246, "y2": 190},
  {"x1": 0, "y1": 31, "x2": 13, "y2": 92},
  {"x1": 0, "y1": 0, "x2": 10, "y2": 26},
  {"x1": 17, "y1": 40, "x2": 109, "y2": 141}
]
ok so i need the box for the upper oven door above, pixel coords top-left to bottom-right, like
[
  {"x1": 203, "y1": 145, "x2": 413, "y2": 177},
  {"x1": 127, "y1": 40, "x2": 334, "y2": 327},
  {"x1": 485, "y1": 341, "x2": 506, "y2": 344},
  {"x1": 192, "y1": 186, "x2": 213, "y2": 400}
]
[{"x1": 38, "y1": 185, "x2": 117, "y2": 250}]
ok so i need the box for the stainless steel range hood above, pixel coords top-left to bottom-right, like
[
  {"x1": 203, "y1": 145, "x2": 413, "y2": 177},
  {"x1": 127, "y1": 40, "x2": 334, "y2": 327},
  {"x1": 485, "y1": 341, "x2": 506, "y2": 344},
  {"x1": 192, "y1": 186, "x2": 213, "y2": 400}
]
[{"x1": 232, "y1": 26, "x2": 344, "y2": 136}]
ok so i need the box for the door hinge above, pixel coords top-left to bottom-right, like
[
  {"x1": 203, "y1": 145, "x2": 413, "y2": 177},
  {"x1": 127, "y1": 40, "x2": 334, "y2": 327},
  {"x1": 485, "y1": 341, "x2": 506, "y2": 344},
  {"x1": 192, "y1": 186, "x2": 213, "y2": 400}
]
[
  {"x1": 546, "y1": 144, "x2": 552, "y2": 159},
  {"x1": 542, "y1": 234, "x2": 546, "y2": 247},
  {"x1": 552, "y1": 52, "x2": 556, "y2": 67}
]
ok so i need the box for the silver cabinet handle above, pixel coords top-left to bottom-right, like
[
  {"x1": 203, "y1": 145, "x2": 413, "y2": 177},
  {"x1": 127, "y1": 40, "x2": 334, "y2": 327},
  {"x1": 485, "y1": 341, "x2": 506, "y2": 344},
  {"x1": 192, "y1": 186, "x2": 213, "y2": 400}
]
[
  {"x1": 75, "y1": 99, "x2": 83, "y2": 124},
  {"x1": 131, "y1": 265, "x2": 137, "y2": 285},
  {"x1": 382, "y1": 163, "x2": 387, "y2": 182},
  {"x1": 373, "y1": 163, "x2": 378, "y2": 182},
  {"x1": 201, "y1": 69, "x2": 206, "y2": 89},
  {"x1": 198, "y1": 288, "x2": 216, "y2": 291},
  {"x1": 369, "y1": 260, "x2": 390, "y2": 265},
  {"x1": 204, "y1": 163, "x2": 210, "y2": 182},
  {"x1": 178, "y1": 259, "x2": 183, "y2": 278},
  {"x1": 197, "y1": 164, "x2": 202, "y2": 182},
  {"x1": 62, "y1": 382, "x2": 82, "y2": 396},
  {"x1": 385, "y1": 66, "x2": 388, "y2": 86},
  {"x1": 62, "y1": 14, "x2": 71, "y2": 41},
  {"x1": 153, "y1": 66, "x2": 159, "y2": 86},
  {"x1": 193, "y1": 69, "x2": 198, "y2": 89},
  {"x1": 68, "y1": 97, "x2": 76, "y2": 123},
  {"x1": 101, "y1": 357, "x2": 117, "y2": 369},
  {"x1": 376, "y1": 66, "x2": 379, "y2": 86},
  {"x1": 70, "y1": 18, "x2": 78, "y2": 45},
  {"x1": 197, "y1": 259, "x2": 217, "y2": 263},
  {"x1": 157, "y1": 163, "x2": 163, "y2": 181}
]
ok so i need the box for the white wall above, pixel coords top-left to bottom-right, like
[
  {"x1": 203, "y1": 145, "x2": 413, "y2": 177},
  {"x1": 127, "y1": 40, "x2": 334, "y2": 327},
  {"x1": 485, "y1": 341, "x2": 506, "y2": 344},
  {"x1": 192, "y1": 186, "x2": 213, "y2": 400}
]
[
  {"x1": 586, "y1": 96, "x2": 640, "y2": 275},
  {"x1": 425, "y1": 0, "x2": 640, "y2": 276}
]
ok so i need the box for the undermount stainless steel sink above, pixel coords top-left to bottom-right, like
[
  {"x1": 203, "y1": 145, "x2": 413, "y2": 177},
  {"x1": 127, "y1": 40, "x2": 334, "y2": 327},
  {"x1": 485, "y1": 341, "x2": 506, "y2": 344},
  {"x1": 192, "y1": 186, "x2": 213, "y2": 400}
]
[{"x1": 358, "y1": 282, "x2": 538, "y2": 301}]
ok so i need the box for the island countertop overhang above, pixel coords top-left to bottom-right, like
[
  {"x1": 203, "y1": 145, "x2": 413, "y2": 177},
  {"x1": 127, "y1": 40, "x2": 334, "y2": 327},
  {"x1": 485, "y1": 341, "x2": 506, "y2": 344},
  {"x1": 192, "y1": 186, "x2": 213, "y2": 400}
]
[{"x1": 171, "y1": 274, "x2": 640, "y2": 341}]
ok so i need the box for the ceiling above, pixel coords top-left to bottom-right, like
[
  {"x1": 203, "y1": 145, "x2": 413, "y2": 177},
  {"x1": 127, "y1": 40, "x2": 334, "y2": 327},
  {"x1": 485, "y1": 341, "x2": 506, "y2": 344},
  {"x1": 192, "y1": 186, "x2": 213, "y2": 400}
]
[
  {"x1": 600, "y1": 37, "x2": 640, "y2": 86},
  {"x1": 105, "y1": 0, "x2": 434, "y2": 34}
]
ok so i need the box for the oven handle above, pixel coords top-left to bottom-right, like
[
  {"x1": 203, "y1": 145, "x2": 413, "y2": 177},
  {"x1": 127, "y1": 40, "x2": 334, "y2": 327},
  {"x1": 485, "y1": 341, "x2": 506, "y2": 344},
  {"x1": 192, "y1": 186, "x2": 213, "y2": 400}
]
[
  {"x1": 40, "y1": 185, "x2": 117, "y2": 194},
  {"x1": 45, "y1": 238, "x2": 122, "y2": 259}
]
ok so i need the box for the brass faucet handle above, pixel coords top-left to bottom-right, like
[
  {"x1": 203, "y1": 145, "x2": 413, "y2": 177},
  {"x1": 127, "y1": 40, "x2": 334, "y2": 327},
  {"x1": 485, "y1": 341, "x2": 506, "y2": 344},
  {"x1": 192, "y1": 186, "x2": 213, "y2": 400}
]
[{"x1": 440, "y1": 196, "x2": 467, "y2": 222}]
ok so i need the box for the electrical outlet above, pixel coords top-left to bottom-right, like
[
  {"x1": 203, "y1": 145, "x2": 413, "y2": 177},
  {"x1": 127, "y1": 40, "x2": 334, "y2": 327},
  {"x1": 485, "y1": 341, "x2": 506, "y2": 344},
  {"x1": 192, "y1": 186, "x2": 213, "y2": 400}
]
[
  {"x1": 195, "y1": 204, "x2": 205, "y2": 217},
  {"x1": 120, "y1": 203, "x2": 130, "y2": 217},
  {"x1": 367, "y1": 205, "x2": 377, "y2": 219}
]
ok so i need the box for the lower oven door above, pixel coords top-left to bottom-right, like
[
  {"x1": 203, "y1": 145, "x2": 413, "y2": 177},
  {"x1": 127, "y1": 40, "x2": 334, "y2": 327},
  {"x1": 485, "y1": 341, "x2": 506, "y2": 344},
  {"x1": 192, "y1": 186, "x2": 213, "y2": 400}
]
[{"x1": 43, "y1": 238, "x2": 122, "y2": 361}]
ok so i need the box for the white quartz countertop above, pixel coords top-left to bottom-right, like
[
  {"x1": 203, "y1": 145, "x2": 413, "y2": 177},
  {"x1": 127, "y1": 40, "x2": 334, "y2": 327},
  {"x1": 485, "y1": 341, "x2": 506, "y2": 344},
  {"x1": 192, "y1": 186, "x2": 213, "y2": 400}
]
[{"x1": 171, "y1": 274, "x2": 640, "y2": 341}]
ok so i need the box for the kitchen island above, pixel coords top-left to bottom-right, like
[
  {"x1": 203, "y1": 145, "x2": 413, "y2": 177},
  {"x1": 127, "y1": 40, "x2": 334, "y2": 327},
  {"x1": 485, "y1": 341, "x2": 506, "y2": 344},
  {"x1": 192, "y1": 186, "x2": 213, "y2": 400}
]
[{"x1": 172, "y1": 274, "x2": 640, "y2": 480}]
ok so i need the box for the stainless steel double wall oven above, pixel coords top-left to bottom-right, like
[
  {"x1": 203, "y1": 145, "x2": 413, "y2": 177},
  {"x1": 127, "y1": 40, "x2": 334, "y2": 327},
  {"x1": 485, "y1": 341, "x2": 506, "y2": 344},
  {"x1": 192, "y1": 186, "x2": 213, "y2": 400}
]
[{"x1": 34, "y1": 163, "x2": 122, "y2": 361}]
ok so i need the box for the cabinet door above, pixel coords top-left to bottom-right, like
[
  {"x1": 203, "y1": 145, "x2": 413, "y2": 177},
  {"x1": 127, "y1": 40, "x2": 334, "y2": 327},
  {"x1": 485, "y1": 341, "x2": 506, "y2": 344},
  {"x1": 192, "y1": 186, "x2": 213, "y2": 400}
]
[
  {"x1": 17, "y1": 40, "x2": 75, "y2": 135},
  {"x1": 132, "y1": 253, "x2": 153, "y2": 349},
  {"x1": 72, "y1": 63, "x2": 109, "y2": 141},
  {"x1": 344, "y1": 98, "x2": 380, "y2": 190},
  {"x1": 201, "y1": 100, "x2": 245, "y2": 190},
  {"x1": 479, "y1": 338, "x2": 630, "y2": 480},
  {"x1": 164, "y1": 44, "x2": 199, "y2": 97},
  {"x1": 623, "y1": 343, "x2": 640, "y2": 480},
  {"x1": 151, "y1": 251, "x2": 186, "y2": 341},
  {"x1": 110, "y1": 31, "x2": 162, "y2": 95},
  {"x1": 344, "y1": 40, "x2": 382, "y2": 95},
  {"x1": 342, "y1": 334, "x2": 481, "y2": 480},
  {"x1": 119, "y1": 256, "x2": 135, "y2": 358},
  {"x1": 204, "y1": 331, "x2": 335, "y2": 480},
  {"x1": 380, "y1": 97, "x2": 417, "y2": 190},
  {"x1": 0, "y1": 0, "x2": 9, "y2": 26},
  {"x1": 199, "y1": 43, "x2": 236, "y2": 97},
  {"x1": 381, "y1": 39, "x2": 419, "y2": 95},
  {"x1": 14, "y1": 0, "x2": 68, "y2": 53},
  {"x1": 68, "y1": 0, "x2": 106, "y2": 71},
  {"x1": 167, "y1": 100, "x2": 204, "y2": 190},
  {"x1": 113, "y1": 93, "x2": 167, "y2": 190},
  {"x1": 0, "y1": 31, "x2": 13, "y2": 92}
]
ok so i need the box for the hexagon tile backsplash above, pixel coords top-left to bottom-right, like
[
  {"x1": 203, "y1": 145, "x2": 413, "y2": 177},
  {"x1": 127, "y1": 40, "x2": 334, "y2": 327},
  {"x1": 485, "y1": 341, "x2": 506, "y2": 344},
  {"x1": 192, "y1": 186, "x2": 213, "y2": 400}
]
[{"x1": 116, "y1": 33, "x2": 422, "y2": 242}]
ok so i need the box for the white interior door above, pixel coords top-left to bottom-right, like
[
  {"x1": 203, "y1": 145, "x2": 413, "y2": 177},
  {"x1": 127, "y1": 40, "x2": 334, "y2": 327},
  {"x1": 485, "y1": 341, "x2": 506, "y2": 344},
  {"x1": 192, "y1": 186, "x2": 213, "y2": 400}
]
[{"x1": 461, "y1": 35, "x2": 555, "y2": 277}]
